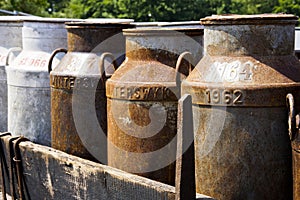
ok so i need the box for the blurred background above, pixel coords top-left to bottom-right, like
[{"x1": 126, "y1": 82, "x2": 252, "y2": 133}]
[{"x1": 0, "y1": 0, "x2": 299, "y2": 23}]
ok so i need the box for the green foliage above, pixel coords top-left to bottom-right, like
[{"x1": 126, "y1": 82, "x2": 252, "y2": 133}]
[
  {"x1": 0, "y1": 0, "x2": 299, "y2": 23},
  {"x1": 274, "y1": 0, "x2": 300, "y2": 16},
  {"x1": 208, "y1": 0, "x2": 278, "y2": 15},
  {"x1": 0, "y1": 0, "x2": 49, "y2": 16}
]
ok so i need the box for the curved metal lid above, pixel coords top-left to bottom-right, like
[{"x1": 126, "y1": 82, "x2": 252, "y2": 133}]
[
  {"x1": 123, "y1": 27, "x2": 187, "y2": 36},
  {"x1": 131, "y1": 22, "x2": 162, "y2": 28},
  {"x1": 201, "y1": 14, "x2": 298, "y2": 25},
  {"x1": 66, "y1": 18, "x2": 134, "y2": 27},
  {"x1": 23, "y1": 17, "x2": 79, "y2": 23},
  {"x1": 0, "y1": 16, "x2": 41, "y2": 22},
  {"x1": 159, "y1": 21, "x2": 203, "y2": 29}
]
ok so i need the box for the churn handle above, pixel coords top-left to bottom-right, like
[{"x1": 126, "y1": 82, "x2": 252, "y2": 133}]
[
  {"x1": 175, "y1": 51, "x2": 193, "y2": 84},
  {"x1": 48, "y1": 48, "x2": 67, "y2": 73},
  {"x1": 99, "y1": 52, "x2": 117, "y2": 79},
  {"x1": 286, "y1": 93, "x2": 297, "y2": 141},
  {"x1": 5, "y1": 47, "x2": 22, "y2": 66}
]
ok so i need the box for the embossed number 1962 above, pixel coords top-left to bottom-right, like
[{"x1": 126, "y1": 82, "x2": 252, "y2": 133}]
[{"x1": 205, "y1": 89, "x2": 244, "y2": 105}]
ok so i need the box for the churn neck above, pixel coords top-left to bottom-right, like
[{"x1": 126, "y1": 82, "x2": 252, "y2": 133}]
[
  {"x1": 0, "y1": 17, "x2": 24, "y2": 49},
  {"x1": 65, "y1": 21, "x2": 134, "y2": 52},
  {"x1": 123, "y1": 28, "x2": 196, "y2": 61},
  {"x1": 22, "y1": 18, "x2": 71, "y2": 52},
  {"x1": 200, "y1": 14, "x2": 298, "y2": 57}
]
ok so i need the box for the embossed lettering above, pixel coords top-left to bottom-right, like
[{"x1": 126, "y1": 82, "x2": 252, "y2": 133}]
[
  {"x1": 51, "y1": 76, "x2": 76, "y2": 89},
  {"x1": 127, "y1": 88, "x2": 133, "y2": 99},
  {"x1": 205, "y1": 89, "x2": 211, "y2": 103},
  {"x1": 222, "y1": 90, "x2": 232, "y2": 104},
  {"x1": 233, "y1": 90, "x2": 243, "y2": 104},
  {"x1": 133, "y1": 88, "x2": 141, "y2": 99},
  {"x1": 120, "y1": 87, "x2": 125, "y2": 98},
  {"x1": 204, "y1": 89, "x2": 245, "y2": 105},
  {"x1": 142, "y1": 87, "x2": 151, "y2": 99},
  {"x1": 113, "y1": 86, "x2": 173, "y2": 100},
  {"x1": 212, "y1": 61, "x2": 255, "y2": 82}
]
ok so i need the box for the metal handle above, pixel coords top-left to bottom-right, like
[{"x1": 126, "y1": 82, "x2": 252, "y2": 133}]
[
  {"x1": 99, "y1": 52, "x2": 117, "y2": 80},
  {"x1": 175, "y1": 51, "x2": 193, "y2": 85},
  {"x1": 13, "y1": 136, "x2": 29, "y2": 200},
  {"x1": 287, "y1": 93, "x2": 297, "y2": 141},
  {"x1": 5, "y1": 47, "x2": 22, "y2": 66},
  {"x1": 48, "y1": 48, "x2": 67, "y2": 73}
]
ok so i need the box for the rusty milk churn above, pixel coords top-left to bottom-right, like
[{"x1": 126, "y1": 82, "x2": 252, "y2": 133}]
[
  {"x1": 181, "y1": 14, "x2": 300, "y2": 199},
  {"x1": 286, "y1": 94, "x2": 300, "y2": 200},
  {"x1": 0, "y1": 17, "x2": 24, "y2": 132},
  {"x1": 6, "y1": 18, "x2": 70, "y2": 146},
  {"x1": 106, "y1": 27, "x2": 201, "y2": 185},
  {"x1": 50, "y1": 19, "x2": 134, "y2": 162}
]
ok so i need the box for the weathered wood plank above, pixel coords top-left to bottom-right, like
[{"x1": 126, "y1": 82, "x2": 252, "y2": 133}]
[
  {"x1": 1, "y1": 135, "x2": 214, "y2": 200},
  {"x1": 176, "y1": 94, "x2": 196, "y2": 200}
]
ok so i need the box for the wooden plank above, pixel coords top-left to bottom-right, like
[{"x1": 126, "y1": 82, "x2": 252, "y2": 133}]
[
  {"x1": 176, "y1": 94, "x2": 196, "y2": 200},
  {"x1": 0, "y1": 136, "x2": 214, "y2": 200}
]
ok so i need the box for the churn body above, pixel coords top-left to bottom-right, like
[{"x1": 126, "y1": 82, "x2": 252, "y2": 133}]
[
  {"x1": 0, "y1": 17, "x2": 24, "y2": 132},
  {"x1": 7, "y1": 18, "x2": 69, "y2": 146},
  {"x1": 50, "y1": 20, "x2": 133, "y2": 162},
  {"x1": 181, "y1": 14, "x2": 300, "y2": 199},
  {"x1": 106, "y1": 28, "x2": 202, "y2": 185}
]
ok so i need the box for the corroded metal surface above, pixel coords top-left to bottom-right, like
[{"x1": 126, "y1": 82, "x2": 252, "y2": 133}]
[
  {"x1": 286, "y1": 94, "x2": 300, "y2": 200},
  {"x1": 106, "y1": 28, "x2": 199, "y2": 185},
  {"x1": 50, "y1": 21, "x2": 133, "y2": 162},
  {"x1": 292, "y1": 128, "x2": 300, "y2": 200},
  {"x1": 182, "y1": 14, "x2": 299, "y2": 199},
  {"x1": 7, "y1": 19, "x2": 69, "y2": 146}
]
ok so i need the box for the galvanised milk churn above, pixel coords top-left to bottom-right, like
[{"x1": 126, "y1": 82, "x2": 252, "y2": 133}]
[
  {"x1": 0, "y1": 17, "x2": 23, "y2": 132},
  {"x1": 106, "y1": 28, "x2": 201, "y2": 185},
  {"x1": 182, "y1": 14, "x2": 300, "y2": 199},
  {"x1": 50, "y1": 20, "x2": 133, "y2": 162},
  {"x1": 7, "y1": 18, "x2": 69, "y2": 146}
]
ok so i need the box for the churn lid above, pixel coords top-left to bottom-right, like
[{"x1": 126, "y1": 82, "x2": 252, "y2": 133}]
[{"x1": 200, "y1": 13, "x2": 298, "y2": 25}]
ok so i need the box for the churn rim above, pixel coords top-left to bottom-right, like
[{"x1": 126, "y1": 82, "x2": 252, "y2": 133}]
[
  {"x1": 22, "y1": 17, "x2": 80, "y2": 23},
  {"x1": 65, "y1": 18, "x2": 134, "y2": 27},
  {"x1": 122, "y1": 27, "x2": 203, "y2": 36},
  {"x1": 200, "y1": 13, "x2": 298, "y2": 25},
  {"x1": 0, "y1": 16, "x2": 41, "y2": 22}
]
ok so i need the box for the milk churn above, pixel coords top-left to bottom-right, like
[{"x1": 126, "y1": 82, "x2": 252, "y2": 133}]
[
  {"x1": 0, "y1": 17, "x2": 24, "y2": 132},
  {"x1": 106, "y1": 28, "x2": 200, "y2": 185},
  {"x1": 50, "y1": 19, "x2": 134, "y2": 162},
  {"x1": 181, "y1": 14, "x2": 300, "y2": 199},
  {"x1": 6, "y1": 18, "x2": 70, "y2": 146},
  {"x1": 295, "y1": 27, "x2": 300, "y2": 59},
  {"x1": 286, "y1": 94, "x2": 300, "y2": 200}
]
